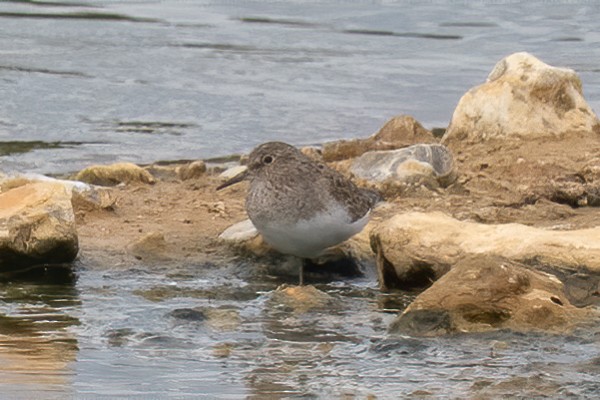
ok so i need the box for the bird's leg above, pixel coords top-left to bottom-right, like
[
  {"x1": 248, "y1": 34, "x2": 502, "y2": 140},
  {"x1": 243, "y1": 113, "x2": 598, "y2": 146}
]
[{"x1": 299, "y1": 259, "x2": 306, "y2": 286}]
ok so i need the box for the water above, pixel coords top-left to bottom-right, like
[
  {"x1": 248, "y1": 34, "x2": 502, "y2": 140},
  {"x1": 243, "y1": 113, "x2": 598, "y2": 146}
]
[
  {"x1": 1, "y1": 262, "x2": 599, "y2": 398},
  {"x1": 1, "y1": 0, "x2": 600, "y2": 398},
  {"x1": 0, "y1": 0, "x2": 598, "y2": 175}
]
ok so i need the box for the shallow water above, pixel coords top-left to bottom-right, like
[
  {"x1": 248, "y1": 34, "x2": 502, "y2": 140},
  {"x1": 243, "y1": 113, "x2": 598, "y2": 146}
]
[
  {"x1": 1, "y1": 262, "x2": 599, "y2": 398},
  {"x1": 1, "y1": 0, "x2": 600, "y2": 398},
  {"x1": 0, "y1": 0, "x2": 599, "y2": 174}
]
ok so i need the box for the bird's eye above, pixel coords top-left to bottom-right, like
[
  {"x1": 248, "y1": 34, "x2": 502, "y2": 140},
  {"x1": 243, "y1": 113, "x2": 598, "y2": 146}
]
[{"x1": 262, "y1": 155, "x2": 274, "y2": 164}]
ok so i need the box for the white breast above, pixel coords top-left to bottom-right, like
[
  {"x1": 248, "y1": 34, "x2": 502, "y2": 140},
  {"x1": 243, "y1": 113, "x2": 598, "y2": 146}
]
[{"x1": 252, "y1": 206, "x2": 370, "y2": 259}]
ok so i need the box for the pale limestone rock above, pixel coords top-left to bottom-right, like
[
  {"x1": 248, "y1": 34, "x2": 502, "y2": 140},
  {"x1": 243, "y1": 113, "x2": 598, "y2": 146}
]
[
  {"x1": 0, "y1": 182, "x2": 78, "y2": 269},
  {"x1": 389, "y1": 255, "x2": 596, "y2": 336},
  {"x1": 219, "y1": 165, "x2": 247, "y2": 181},
  {"x1": 75, "y1": 162, "x2": 155, "y2": 186},
  {"x1": 0, "y1": 173, "x2": 115, "y2": 212},
  {"x1": 370, "y1": 211, "x2": 600, "y2": 295},
  {"x1": 443, "y1": 52, "x2": 600, "y2": 144},
  {"x1": 219, "y1": 219, "x2": 259, "y2": 242}
]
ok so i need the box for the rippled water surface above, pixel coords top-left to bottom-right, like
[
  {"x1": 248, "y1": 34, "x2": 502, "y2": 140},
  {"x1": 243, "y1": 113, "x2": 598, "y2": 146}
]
[
  {"x1": 1, "y1": 0, "x2": 600, "y2": 398},
  {"x1": 1, "y1": 263, "x2": 599, "y2": 398}
]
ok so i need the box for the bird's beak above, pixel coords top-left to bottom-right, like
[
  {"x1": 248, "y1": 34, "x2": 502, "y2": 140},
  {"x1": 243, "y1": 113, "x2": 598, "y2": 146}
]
[{"x1": 216, "y1": 167, "x2": 249, "y2": 190}]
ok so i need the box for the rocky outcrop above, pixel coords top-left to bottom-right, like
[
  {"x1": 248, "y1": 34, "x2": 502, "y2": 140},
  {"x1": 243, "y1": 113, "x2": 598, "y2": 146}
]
[
  {"x1": 75, "y1": 162, "x2": 155, "y2": 186},
  {"x1": 322, "y1": 115, "x2": 435, "y2": 162},
  {"x1": 370, "y1": 212, "x2": 600, "y2": 305},
  {"x1": 443, "y1": 52, "x2": 600, "y2": 145},
  {"x1": 389, "y1": 256, "x2": 596, "y2": 336},
  {"x1": 350, "y1": 144, "x2": 456, "y2": 188},
  {"x1": 0, "y1": 182, "x2": 78, "y2": 270}
]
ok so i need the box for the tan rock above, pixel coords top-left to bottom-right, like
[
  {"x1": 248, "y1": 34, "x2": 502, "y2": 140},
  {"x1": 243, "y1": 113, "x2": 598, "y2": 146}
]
[
  {"x1": 370, "y1": 211, "x2": 600, "y2": 298},
  {"x1": 127, "y1": 231, "x2": 170, "y2": 262},
  {"x1": 75, "y1": 162, "x2": 155, "y2": 186},
  {"x1": 443, "y1": 52, "x2": 600, "y2": 144},
  {"x1": 0, "y1": 182, "x2": 78, "y2": 269},
  {"x1": 322, "y1": 115, "x2": 435, "y2": 162},
  {"x1": 176, "y1": 160, "x2": 207, "y2": 180},
  {"x1": 268, "y1": 284, "x2": 336, "y2": 314},
  {"x1": 389, "y1": 256, "x2": 596, "y2": 336},
  {"x1": 0, "y1": 173, "x2": 115, "y2": 212}
]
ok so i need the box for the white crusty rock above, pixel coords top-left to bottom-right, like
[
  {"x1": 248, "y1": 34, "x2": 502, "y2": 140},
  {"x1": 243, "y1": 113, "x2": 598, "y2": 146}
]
[
  {"x1": 0, "y1": 182, "x2": 79, "y2": 269},
  {"x1": 350, "y1": 144, "x2": 456, "y2": 187},
  {"x1": 443, "y1": 52, "x2": 600, "y2": 144}
]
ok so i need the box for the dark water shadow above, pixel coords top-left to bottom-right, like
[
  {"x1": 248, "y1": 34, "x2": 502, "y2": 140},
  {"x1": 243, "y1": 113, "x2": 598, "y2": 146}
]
[
  {"x1": 0, "y1": 64, "x2": 89, "y2": 77},
  {"x1": 0, "y1": 11, "x2": 160, "y2": 23},
  {"x1": 342, "y1": 29, "x2": 462, "y2": 40},
  {"x1": 237, "y1": 16, "x2": 319, "y2": 28},
  {"x1": 0, "y1": 140, "x2": 85, "y2": 157},
  {"x1": 439, "y1": 21, "x2": 499, "y2": 28},
  {"x1": 4, "y1": 0, "x2": 95, "y2": 7},
  {"x1": 115, "y1": 121, "x2": 197, "y2": 136}
]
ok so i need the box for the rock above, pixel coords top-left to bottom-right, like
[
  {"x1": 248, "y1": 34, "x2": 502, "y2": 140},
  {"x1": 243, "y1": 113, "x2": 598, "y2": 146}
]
[
  {"x1": 219, "y1": 165, "x2": 247, "y2": 181},
  {"x1": 0, "y1": 172, "x2": 115, "y2": 212},
  {"x1": 300, "y1": 146, "x2": 323, "y2": 161},
  {"x1": 176, "y1": 160, "x2": 207, "y2": 180},
  {"x1": 127, "y1": 231, "x2": 170, "y2": 262},
  {"x1": 71, "y1": 186, "x2": 116, "y2": 212},
  {"x1": 0, "y1": 182, "x2": 78, "y2": 269},
  {"x1": 540, "y1": 158, "x2": 600, "y2": 207},
  {"x1": 219, "y1": 219, "x2": 273, "y2": 257},
  {"x1": 75, "y1": 162, "x2": 155, "y2": 186},
  {"x1": 219, "y1": 219, "x2": 259, "y2": 242},
  {"x1": 443, "y1": 52, "x2": 600, "y2": 144},
  {"x1": 350, "y1": 144, "x2": 456, "y2": 187},
  {"x1": 322, "y1": 115, "x2": 435, "y2": 162},
  {"x1": 370, "y1": 211, "x2": 600, "y2": 304},
  {"x1": 268, "y1": 284, "x2": 336, "y2": 313},
  {"x1": 389, "y1": 256, "x2": 596, "y2": 336}
]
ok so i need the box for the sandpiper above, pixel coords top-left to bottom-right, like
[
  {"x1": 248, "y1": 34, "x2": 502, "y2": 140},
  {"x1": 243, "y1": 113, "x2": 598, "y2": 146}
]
[{"x1": 217, "y1": 141, "x2": 380, "y2": 284}]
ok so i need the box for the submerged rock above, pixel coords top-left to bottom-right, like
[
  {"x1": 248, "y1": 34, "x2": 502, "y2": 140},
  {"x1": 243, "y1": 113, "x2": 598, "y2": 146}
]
[
  {"x1": 370, "y1": 211, "x2": 600, "y2": 304},
  {"x1": 0, "y1": 182, "x2": 78, "y2": 269},
  {"x1": 75, "y1": 162, "x2": 155, "y2": 186},
  {"x1": 322, "y1": 115, "x2": 435, "y2": 162},
  {"x1": 389, "y1": 256, "x2": 596, "y2": 336},
  {"x1": 268, "y1": 284, "x2": 336, "y2": 314},
  {"x1": 350, "y1": 144, "x2": 456, "y2": 187},
  {"x1": 443, "y1": 52, "x2": 600, "y2": 144}
]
